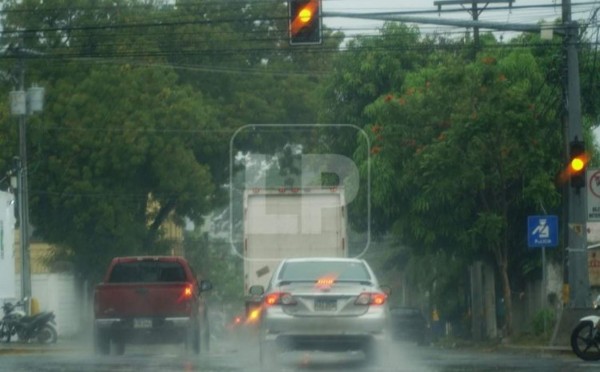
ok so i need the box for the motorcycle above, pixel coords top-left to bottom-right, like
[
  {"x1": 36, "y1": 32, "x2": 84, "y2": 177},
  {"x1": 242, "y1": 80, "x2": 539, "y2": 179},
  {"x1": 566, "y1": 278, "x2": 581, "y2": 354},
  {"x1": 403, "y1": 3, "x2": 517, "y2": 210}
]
[
  {"x1": 0, "y1": 298, "x2": 58, "y2": 344},
  {"x1": 571, "y1": 295, "x2": 600, "y2": 361}
]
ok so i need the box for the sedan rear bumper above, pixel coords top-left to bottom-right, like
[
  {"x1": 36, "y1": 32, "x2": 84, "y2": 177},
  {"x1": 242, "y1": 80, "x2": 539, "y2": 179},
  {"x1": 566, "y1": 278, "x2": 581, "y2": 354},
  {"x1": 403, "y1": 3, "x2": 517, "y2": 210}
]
[{"x1": 262, "y1": 306, "x2": 387, "y2": 343}]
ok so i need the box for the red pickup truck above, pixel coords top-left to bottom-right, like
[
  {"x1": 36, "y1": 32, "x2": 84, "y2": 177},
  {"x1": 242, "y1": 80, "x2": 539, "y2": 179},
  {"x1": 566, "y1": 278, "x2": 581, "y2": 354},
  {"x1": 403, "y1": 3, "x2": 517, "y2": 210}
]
[{"x1": 93, "y1": 256, "x2": 212, "y2": 355}]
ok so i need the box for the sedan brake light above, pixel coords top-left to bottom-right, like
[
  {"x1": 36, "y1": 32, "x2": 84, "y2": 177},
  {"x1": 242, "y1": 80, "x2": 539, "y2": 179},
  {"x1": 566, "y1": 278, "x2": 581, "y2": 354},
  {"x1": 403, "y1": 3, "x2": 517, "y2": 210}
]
[
  {"x1": 355, "y1": 292, "x2": 387, "y2": 306},
  {"x1": 264, "y1": 292, "x2": 297, "y2": 306}
]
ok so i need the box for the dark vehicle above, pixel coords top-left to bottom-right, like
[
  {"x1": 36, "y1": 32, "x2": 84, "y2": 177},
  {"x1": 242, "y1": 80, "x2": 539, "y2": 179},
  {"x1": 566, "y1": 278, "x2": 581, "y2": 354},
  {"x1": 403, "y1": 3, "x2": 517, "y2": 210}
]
[
  {"x1": 0, "y1": 298, "x2": 58, "y2": 344},
  {"x1": 389, "y1": 306, "x2": 430, "y2": 345},
  {"x1": 93, "y1": 256, "x2": 212, "y2": 356}
]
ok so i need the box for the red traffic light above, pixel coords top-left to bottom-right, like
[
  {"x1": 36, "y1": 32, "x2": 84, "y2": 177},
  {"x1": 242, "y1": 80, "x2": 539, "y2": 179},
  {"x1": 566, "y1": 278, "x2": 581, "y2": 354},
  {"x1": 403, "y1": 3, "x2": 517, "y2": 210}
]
[{"x1": 289, "y1": 0, "x2": 322, "y2": 45}]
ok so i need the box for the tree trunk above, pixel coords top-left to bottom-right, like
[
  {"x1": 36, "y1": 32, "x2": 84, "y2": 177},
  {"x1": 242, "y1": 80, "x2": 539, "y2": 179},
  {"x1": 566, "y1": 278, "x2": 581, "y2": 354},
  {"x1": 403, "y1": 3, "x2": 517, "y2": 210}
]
[
  {"x1": 500, "y1": 262, "x2": 513, "y2": 337},
  {"x1": 144, "y1": 198, "x2": 177, "y2": 250}
]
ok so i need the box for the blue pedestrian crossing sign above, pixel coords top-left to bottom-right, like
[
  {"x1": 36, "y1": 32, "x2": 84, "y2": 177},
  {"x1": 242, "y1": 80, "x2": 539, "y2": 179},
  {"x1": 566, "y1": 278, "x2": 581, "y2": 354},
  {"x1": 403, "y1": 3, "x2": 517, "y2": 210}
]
[{"x1": 527, "y1": 215, "x2": 558, "y2": 248}]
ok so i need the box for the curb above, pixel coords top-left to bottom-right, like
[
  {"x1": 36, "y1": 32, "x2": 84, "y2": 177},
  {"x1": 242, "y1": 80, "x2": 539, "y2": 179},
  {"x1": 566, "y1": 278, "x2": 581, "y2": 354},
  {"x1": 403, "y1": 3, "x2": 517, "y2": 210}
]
[{"x1": 498, "y1": 344, "x2": 573, "y2": 355}]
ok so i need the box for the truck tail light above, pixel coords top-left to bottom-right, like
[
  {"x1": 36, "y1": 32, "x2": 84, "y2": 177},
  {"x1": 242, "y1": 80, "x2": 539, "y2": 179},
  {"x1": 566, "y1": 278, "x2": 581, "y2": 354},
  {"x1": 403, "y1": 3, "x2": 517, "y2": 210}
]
[
  {"x1": 355, "y1": 292, "x2": 387, "y2": 306},
  {"x1": 177, "y1": 284, "x2": 194, "y2": 303},
  {"x1": 183, "y1": 285, "x2": 193, "y2": 298},
  {"x1": 264, "y1": 292, "x2": 296, "y2": 306}
]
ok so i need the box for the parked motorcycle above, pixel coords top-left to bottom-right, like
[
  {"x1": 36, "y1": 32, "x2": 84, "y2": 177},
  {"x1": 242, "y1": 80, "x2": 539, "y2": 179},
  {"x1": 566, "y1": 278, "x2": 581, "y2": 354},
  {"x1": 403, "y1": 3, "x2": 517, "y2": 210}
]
[
  {"x1": 571, "y1": 295, "x2": 600, "y2": 361},
  {"x1": 0, "y1": 298, "x2": 58, "y2": 344},
  {"x1": 0, "y1": 299, "x2": 26, "y2": 342}
]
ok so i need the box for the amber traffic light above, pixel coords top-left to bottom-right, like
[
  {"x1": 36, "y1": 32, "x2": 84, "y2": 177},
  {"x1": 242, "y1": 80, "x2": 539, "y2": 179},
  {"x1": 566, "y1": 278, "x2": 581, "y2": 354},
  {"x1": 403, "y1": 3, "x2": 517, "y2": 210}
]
[
  {"x1": 289, "y1": 0, "x2": 322, "y2": 45},
  {"x1": 569, "y1": 139, "x2": 587, "y2": 189}
]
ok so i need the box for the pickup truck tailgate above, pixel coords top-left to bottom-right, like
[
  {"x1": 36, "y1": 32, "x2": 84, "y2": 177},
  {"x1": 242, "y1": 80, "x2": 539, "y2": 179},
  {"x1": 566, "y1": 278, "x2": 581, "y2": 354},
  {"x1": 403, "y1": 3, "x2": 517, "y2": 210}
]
[{"x1": 95, "y1": 283, "x2": 193, "y2": 318}]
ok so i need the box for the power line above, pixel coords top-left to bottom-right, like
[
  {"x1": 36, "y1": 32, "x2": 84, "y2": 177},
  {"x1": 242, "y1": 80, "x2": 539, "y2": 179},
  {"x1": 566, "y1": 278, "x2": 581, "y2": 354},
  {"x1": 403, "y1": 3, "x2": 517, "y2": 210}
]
[{"x1": 1, "y1": 2, "x2": 597, "y2": 36}]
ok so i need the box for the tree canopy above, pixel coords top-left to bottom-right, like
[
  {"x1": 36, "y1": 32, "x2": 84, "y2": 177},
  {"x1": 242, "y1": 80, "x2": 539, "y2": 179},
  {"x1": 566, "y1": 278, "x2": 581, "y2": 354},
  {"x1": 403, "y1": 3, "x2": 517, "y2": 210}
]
[{"x1": 0, "y1": 0, "x2": 336, "y2": 281}]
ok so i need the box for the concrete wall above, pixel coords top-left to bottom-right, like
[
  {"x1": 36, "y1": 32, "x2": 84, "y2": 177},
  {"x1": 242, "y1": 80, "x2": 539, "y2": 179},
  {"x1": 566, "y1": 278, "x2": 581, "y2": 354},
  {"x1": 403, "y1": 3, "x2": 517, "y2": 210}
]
[
  {"x1": 509, "y1": 261, "x2": 564, "y2": 336},
  {"x1": 14, "y1": 273, "x2": 80, "y2": 337}
]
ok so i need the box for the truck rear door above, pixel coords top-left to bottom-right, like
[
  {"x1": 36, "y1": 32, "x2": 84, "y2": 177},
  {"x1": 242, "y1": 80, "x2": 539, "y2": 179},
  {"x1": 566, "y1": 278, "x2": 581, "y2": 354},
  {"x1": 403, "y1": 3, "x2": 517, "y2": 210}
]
[{"x1": 95, "y1": 260, "x2": 196, "y2": 318}]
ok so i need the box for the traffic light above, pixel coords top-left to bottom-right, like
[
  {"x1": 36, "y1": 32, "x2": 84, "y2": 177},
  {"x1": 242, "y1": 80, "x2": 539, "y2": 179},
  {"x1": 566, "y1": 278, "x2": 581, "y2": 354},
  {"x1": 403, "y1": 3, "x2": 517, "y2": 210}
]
[
  {"x1": 289, "y1": 0, "x2": 322, "y2": 45},
  {"x1": 569, "y1": 139, "x2": 587, "y2": 189}
]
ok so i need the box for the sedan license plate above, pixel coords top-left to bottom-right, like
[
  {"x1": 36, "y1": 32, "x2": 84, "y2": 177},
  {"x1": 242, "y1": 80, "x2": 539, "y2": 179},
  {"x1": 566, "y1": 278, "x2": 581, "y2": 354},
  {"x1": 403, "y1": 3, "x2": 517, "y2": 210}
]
[
  {"x1": 134, "y1": 318, "x2": 152, "y2": 329},
  {"x1": 314, "y1": 299, "x2": 337, "y2": 312}
]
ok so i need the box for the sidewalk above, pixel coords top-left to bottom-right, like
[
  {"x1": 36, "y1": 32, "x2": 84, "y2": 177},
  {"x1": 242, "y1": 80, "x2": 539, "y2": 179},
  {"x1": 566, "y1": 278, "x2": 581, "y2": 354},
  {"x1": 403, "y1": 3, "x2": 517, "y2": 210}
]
[
  {"x1": 432, "y1": 337, "x2": 574, "y2": 357},
  {"x1": 498, "y1": 344, "x2": 572, "y2": 355}
]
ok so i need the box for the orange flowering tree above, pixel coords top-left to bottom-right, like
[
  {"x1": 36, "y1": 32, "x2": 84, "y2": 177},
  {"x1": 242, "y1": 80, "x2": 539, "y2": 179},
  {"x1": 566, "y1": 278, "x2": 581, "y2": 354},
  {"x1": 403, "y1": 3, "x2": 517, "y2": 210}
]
[{"x1": 357, "y1": 49, "x2": 564, "y2": 336}]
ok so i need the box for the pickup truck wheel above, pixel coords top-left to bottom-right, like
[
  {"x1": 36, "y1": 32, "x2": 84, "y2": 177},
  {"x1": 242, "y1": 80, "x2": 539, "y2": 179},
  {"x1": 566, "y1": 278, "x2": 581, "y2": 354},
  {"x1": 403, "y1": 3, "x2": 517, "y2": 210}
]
[
  {"x1": 114, "y1": 341, "x2": 126, "y2": 356},
  {"x1": 186, "y1": 321, "x2": 200, "y2": 355},
  {"x1": 201, "y1": 325, "x2": 210, "y2": 352},
  {"x1": 259, "y1": 339, "x2": 277, "y2": 368},
  {"x1": 93, "y1": 328, "x2": 110, "y2": 355}
]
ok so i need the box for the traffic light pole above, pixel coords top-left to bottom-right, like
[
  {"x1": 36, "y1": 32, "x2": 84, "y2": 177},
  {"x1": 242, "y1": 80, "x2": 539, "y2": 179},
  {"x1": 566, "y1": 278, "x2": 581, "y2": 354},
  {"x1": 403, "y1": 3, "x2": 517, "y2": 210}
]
[{"x1": 563, "y1": 0, "x2": 590, "y2": 308}]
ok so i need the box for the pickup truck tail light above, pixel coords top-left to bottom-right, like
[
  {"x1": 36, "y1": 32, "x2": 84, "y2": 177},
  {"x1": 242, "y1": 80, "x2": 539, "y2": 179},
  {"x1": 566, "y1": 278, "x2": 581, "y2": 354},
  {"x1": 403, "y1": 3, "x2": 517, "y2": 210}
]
[
  {"x1": 177, "y1": 284, "x2": 194, "y2": 303},
  {"x1": 355, "y1": 292, "x2": 387, "y2": 306},
  {"x1": 183, "y1": 285, "x2": 193, "y2": 299}
]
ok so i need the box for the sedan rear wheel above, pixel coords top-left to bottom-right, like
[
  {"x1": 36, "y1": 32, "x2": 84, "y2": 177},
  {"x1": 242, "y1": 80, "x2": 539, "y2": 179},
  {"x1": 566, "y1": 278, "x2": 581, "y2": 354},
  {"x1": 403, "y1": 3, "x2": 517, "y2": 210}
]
[
  {"x1": 364, "y1": 339, "x2": 389, "y2": 367},
  {"x1": 259, "y1": 339, "x2": 277, "y2": 368},
  {"x1": 186, "y1": 320, "x2": 200, "y2": 355}
]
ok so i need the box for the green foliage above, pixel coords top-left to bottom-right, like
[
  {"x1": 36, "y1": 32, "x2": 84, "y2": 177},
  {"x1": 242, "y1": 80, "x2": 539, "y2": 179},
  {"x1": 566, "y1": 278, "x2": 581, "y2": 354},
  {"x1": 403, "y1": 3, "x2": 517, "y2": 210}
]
[
  {"x1": 359, "y1": 49, "x2": 563, "y2": 256},
  {"x1": 531, "y1": 308, "x2": 555, "y2": 336},
  {"x1": 0, "y1": 0, "x2": 338, "y2": 281},
  {"x1": 184, "y1": 231, "x2": 243, "y2": 306},
  {"x1": 28, "y1": 63, "x2": 219, "y2": 280}
]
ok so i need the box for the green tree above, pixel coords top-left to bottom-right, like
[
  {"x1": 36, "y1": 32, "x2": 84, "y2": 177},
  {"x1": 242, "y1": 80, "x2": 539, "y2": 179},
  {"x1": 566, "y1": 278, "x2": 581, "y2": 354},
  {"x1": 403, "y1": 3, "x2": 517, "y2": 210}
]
[
  {"x1": 359, "y1": 49, "x2": 563, "y2": 336},
  {"x1": 30, "y1": 64, "x2": 217, "y2": 281},
  {"x1": 0, "y1": 0, "x2": 342, "y2": 283}
]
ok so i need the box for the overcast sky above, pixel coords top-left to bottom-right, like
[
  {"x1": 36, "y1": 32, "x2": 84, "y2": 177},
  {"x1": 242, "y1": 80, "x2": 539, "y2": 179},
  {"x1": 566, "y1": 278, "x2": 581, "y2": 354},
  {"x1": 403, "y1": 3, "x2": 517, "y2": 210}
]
[{"x1": 323, "y1": 0, "x2": 598, "y2": 40}]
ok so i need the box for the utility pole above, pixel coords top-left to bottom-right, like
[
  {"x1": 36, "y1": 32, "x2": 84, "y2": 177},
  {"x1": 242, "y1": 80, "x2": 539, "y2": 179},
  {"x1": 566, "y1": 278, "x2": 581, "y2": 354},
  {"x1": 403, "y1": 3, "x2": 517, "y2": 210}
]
[
  {"x1": 17, "y1": 50, "x2": 31, "y2": 306},
  {"x1": 562, "y1": 0, "x2": 590, "y2": 308},
  {"x1": 8, "y1": 44, "x2": 44, "y2": 313},
  {"x1": 433, "y1": 0, "x2": 514, "y2": 57}
]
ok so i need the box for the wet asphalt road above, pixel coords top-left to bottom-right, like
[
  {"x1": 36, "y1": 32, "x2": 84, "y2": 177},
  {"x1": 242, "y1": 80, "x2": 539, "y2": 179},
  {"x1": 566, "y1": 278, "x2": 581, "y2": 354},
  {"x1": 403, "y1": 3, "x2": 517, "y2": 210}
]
[{"x1": 0, "y1": 334, "x2": 596, "y2": 372}]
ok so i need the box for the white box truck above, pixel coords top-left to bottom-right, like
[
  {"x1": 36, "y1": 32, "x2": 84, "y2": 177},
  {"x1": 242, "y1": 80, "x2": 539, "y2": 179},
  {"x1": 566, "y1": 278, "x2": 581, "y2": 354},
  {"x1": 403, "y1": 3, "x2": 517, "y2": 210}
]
[{"x1": 242, "y1": 187, "x2": 348, "y2": 315}]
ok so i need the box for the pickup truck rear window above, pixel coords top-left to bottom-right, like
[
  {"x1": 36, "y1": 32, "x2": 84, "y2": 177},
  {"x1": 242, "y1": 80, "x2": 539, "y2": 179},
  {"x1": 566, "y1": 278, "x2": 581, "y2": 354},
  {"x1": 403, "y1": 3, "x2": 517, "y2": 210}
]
[{"x1": 108, "y1": 261, "x2": 186, "y2": 283}]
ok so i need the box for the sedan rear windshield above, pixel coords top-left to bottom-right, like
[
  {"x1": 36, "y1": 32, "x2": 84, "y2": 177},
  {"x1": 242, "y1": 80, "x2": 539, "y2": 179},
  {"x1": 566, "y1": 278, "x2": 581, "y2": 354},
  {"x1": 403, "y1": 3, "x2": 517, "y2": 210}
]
[
  {"x1": 278, "y1": 261, "x2": 371, "y2": 282},
  {"x1": 108, "y1": 261, "x2": 186, "y2": 283}
]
